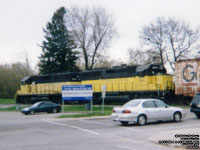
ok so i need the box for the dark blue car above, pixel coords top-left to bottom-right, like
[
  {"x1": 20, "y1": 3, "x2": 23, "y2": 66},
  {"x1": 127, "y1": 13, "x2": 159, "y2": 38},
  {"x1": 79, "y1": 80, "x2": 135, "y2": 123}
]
[
  {"x1": 21, "y1": 101, "x2": 61, "y2": 115},
  {"x1": 190, "y1": 93, "x2": 200, "y2": 119}
]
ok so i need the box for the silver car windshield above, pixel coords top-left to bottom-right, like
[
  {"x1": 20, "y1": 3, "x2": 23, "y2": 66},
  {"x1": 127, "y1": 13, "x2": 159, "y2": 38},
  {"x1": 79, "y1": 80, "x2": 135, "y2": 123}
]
[{"x1": 123, "y1": 100, "x2": 141, "y2": 108}]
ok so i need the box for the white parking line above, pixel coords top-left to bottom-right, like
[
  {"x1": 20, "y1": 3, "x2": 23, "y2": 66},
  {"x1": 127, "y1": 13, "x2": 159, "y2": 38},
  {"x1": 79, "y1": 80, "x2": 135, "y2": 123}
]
[
  {"x1": 81, "y1": 120, "x2": 142, "y2": 132},
  {"x1": 70, "y1": 125, "x2": 99, "y2": 135},
  {"x1": 81, "y1": 119, "x2": 113, "y2": 126},
  {"x1": 115, "y1": 146, "x2": 135, "y2": 150},
  {"x1": 43, "y1": 120, "x2": 68, "y2": 127},
  {"x1": 43, "y1": 120, "x2": 100, "y2": 135}
]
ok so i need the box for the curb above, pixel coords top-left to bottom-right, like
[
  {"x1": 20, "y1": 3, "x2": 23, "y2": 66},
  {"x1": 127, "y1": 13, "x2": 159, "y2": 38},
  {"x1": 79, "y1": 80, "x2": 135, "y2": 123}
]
[{"x1": 46, "y1": 114, "x2": 110, "y2": 122}]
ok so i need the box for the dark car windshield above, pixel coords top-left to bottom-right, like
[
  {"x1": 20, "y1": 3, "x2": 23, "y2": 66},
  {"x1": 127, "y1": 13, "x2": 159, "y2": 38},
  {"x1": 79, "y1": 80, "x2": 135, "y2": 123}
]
[
  {"x1": 192, "y1": 94, "x2": 200, "y2": 103},
  {"x1": 123, "y1": 100, "x2": 141, "y2": 108},
  {"x1": 32, "y1": 102, "x2": 41, "y2": 107}
]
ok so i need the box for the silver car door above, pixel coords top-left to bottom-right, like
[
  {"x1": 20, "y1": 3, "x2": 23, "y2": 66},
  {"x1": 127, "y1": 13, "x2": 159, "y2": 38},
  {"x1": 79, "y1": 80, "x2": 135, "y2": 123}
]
[
  {"x1": 142, "y1": 101, "x2": 157, "y2": 121},
  {"x1": 154, "y1": 100, "x2": 172, "y2": 120}
]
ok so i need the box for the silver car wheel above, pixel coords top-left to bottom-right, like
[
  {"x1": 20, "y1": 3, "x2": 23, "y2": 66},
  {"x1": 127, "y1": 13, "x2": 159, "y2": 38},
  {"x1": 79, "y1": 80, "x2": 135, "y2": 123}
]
[
  {"x1": 137, "y1": 115, "x2": 146, "y2": 126},
  {"x1": 173, "y1": 112, "x2": 181, "y2": 122}
]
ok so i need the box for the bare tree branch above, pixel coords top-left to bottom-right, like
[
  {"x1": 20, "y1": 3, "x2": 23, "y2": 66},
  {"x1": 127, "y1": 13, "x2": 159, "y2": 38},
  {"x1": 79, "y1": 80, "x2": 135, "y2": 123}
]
[
  {"x1": 165, "y1": 17, "x2": 200, "y2": 71},
  {"x1": 66, "y1": 6, "x2": 117, "y2": 70},
  {"x1": 140, "y1": 17, "x2": 200, "y2": 71},
  {"x1": 140, "y1": 17, "x2": 166, "y2": 66}
]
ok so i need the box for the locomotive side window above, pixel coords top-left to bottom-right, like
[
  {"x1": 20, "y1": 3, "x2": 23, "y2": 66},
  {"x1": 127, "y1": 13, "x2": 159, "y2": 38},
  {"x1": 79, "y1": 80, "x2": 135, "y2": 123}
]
[
  {"x1": 127, "y1": 66, "x2": 137, "y2": 77},
  {"x1": 82, "y1": 71, "x2": 101, "y2": 80},
  {"x1": 103, "y1": 68, "x2": 121, "y2": 79}
]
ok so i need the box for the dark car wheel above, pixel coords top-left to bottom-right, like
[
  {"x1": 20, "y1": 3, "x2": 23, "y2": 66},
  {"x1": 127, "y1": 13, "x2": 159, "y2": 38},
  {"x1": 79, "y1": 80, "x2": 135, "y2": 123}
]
[
  {"x1": 173, "y1": 112, "x2": 181, "y2": 122},
  {"x1": 30, "y1": 110, "x2": 34, "y2": 115},
  {"x1": 53, "y1": 108, "x2": 57, "y2": 113},
  {"x1": 137, "y1": 115, "x2": 147, "y2": 126},
  {"x1": 120, "y1": 121, "x2": 129, "y2": 125},
  {"x1": 195, "y1": 113, "x2": 200, "y2": 119}
]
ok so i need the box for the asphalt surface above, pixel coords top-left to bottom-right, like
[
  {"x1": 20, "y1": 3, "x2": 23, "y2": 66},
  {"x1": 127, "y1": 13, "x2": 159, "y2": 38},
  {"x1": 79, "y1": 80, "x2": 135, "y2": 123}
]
[{"x1": 0, "y1": 110, "x2": 200, "y2": 150}]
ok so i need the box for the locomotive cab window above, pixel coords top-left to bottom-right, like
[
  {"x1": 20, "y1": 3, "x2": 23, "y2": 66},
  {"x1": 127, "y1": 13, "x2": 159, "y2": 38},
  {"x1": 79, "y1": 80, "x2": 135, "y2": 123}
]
[
  {"x1": 21, "y1": 76, "x2": 31, "y2": 85},
  {"x1": 82, "y1": 71, "x2": 101, "y2": 80},
  {"x1": 103, "y1": 68, "x2": 121, "y2": 79}
]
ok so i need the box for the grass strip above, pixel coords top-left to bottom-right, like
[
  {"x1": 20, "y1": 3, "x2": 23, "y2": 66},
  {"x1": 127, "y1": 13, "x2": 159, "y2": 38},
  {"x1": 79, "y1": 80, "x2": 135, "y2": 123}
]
[
  {"x1": 63, "y1": 105, "x2": 113, "y2": 112},
  {"x1": 57, "y1": 112, "x2": 111, "y2": 118},
  {"x1": 0, "y1": 99, "x2": 16, "y2": 104},
  {"x1": 0, "y1": 106, "x2": 17, "y2": 111}
]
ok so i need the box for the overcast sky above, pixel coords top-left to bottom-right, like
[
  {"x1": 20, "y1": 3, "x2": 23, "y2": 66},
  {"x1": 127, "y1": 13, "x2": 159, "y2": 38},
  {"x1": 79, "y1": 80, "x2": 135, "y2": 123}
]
[{"x1": 1, "y1": 0, "x2": 200, "y2": 69}]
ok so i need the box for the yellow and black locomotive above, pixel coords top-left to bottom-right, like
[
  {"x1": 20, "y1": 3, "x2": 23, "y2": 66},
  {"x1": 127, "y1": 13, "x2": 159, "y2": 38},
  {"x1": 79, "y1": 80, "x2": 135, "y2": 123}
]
[{"x1": 16, "y1": 64, "x2": 174, "y2": 104}]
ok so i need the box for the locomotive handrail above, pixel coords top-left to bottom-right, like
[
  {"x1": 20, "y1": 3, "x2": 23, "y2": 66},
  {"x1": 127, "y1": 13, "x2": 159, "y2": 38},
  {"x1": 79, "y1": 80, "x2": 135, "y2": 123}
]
[
  {"x1": 163, "y1": 80, "x2": 169, "y2": 96},
  {"x1": 157, "y1": 84, "x2": 160, "y2": 97}
]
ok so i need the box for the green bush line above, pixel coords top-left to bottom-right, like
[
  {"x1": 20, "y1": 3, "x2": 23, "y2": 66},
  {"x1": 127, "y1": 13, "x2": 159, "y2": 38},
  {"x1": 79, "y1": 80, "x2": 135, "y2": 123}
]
[{"x1": 0, "y1": 99, "x2": 16, "y2": 104}]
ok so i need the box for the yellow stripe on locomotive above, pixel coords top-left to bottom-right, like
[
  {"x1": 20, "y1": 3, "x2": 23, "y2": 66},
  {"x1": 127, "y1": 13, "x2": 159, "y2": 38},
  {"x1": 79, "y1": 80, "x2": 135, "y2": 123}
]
[
  {"x1": 16, "y1": 64, "x2": 174, "y2": 104},
  {"x1": 82, "y1": 75, "x2": 174, "y2": 94}
]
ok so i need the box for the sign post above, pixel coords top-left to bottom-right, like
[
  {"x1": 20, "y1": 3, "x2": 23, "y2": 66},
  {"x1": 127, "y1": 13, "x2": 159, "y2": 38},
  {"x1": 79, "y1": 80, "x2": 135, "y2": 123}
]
[
  {"x1": 102, "y1": 84, "x2": 106, "y2": 114},
  {"x1": 62, "y1": 85, "x2": 93, "y2": 113},
  {"x1": 90, "y1": 98, "x2": 93, "y2": 112},
  {"x1": 62, "y1": 98, "x2": 64, "y2": 113}
]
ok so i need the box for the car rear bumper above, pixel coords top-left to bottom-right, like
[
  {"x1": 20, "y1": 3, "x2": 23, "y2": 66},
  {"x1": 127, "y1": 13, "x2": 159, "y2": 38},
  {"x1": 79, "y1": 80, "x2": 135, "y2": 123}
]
[
  {"x1": 190, "y1": 108, "x2": 200, "y2": 113},
  {"x1": 111, "y1": 113, "x2": 138, "y2": 122}
]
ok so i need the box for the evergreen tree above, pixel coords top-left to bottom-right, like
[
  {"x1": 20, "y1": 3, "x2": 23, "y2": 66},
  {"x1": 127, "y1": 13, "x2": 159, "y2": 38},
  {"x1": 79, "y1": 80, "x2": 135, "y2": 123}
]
[{"x1": 39, "y1": 7, "x2": 79, "y2": 74}]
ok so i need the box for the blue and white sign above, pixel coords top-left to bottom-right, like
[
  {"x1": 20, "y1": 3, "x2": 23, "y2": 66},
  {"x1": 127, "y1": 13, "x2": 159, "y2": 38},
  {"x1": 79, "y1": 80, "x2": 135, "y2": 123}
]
[{"x1": 62, "y1": 85, "x2": 93, "y2": 101}]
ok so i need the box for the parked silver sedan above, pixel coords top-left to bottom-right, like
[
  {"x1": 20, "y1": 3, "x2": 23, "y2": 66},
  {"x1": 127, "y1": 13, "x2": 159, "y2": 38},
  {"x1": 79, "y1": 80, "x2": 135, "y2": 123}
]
[{"x1": 111, "y1": 99, "x2": 186, "y2": 126}]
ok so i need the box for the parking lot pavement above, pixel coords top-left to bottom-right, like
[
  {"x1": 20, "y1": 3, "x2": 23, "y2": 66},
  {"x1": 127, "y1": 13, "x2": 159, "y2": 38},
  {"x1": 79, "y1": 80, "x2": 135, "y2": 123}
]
[
  {"x1": 44, "y1": 109, "x2": 200, "y2": 149},
  {"x1": 42, "y1": 119, "x2": 173, "y2": 150},
  {"x1": 149, "y1": 127, "x2": 200, "y2": 149},
  {"x1": 0, "y1": 110, "x2": 199, "y2": 150}
]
